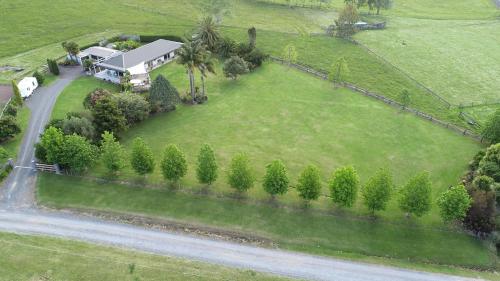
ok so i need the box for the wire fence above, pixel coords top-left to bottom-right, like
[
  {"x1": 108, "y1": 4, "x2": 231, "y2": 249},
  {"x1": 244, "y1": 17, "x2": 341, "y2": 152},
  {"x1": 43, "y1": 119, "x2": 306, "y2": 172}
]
[{"x1": 270, "y1": 56, "x2": 482, "y2": 141}]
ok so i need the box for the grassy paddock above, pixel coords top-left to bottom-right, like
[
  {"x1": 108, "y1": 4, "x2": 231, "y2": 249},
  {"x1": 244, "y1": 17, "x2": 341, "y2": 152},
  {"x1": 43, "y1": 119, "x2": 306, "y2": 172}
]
[
  {"x1": 0, "y1": 231, "x2": 285, "y2": 281},
  {"x1": 37, "y1": 173, "x2": 498, "y2": 272}
]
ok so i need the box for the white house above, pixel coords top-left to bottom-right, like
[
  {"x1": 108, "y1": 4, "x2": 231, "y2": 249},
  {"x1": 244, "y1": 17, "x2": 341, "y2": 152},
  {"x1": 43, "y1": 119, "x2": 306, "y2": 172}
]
[
  {"x1": 95, "y1": 39, "x2": 182, "y2": 89},
  {"x1": 76, "y1": 46, "x2": 123, "y2": 65},
  {"x1": 18, "y1": 77, "x2": 38, "y2": 99}
]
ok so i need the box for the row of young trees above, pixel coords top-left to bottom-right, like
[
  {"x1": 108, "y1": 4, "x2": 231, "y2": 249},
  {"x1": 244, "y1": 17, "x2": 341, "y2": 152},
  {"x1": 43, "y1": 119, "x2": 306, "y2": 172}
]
[{"x1": 41, "y1": 131, "x2": 474, "y2": 222}]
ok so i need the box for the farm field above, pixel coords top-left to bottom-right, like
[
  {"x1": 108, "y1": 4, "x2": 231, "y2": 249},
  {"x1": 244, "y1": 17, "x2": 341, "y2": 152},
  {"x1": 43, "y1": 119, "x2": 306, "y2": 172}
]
[
  {"x1": 0, "y1": 0, "x2": 481, "y2": 128},
  {"x1": 52, "y1": 62, "x2": 481, "y2": 225},
  {"x1": 0, "y1": 231, "x2": 284, "y2": 281},
  {"x1": 37, "y1": 173, "x2": 498, "y2": 273}
]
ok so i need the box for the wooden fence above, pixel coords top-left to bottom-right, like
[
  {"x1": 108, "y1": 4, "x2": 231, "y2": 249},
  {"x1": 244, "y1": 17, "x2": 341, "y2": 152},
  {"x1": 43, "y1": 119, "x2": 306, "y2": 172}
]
[
  {"x1": 270, "y1": 56, "x2": 482, "y2": 141},
  {"x1": 35, "y1": 163, "x2": 61, "y2": 174}
]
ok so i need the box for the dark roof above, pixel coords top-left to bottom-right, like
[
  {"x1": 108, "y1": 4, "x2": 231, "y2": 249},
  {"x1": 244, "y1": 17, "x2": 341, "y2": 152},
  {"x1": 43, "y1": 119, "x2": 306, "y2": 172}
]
[{"x1": 98, "y1": 39, "x2": 182, "y2": 71}]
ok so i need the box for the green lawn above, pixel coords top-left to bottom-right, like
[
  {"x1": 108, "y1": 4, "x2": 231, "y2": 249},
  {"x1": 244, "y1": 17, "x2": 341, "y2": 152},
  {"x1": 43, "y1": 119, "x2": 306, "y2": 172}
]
[
  {"x1": 37, "y1": 173, "x2": 499, "y2": 273},
  {"x1": 0, "y1": 231, "x2": 285, "y2": 281},
  {"x1": 51, "y1": 62, "x2": 481, "y2": 225},
  {"x1": 51, "y1": 76, "x2": 120, "y2": 120}
]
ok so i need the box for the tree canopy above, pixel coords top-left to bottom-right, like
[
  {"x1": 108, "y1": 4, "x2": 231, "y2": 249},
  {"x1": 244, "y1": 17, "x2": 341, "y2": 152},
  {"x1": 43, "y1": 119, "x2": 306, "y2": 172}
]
[
  {"x1": 437, "y1": 185, "x2": 472, "y2": 222},
  {"x1": 362, "y1": 169, "x2": 393, "y2": 214},
  {"x1": 398, "y1": 172, "x2": 432, "y2": 217},
  {"x1": 329, "y1": 166, "x2": 359, "y2": 207},
  {"x1": 263, "y1": 160, "x2": 289, "y2": 197}
]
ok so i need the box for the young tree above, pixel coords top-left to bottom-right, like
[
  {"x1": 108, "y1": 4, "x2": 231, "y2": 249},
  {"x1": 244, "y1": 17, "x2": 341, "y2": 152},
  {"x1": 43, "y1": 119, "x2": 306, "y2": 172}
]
[
  {"x1": 115, "y1": 93, "x2": 151, "y2": 124},
  {"x1": 399, "y1": 89, "x2": 411, "y2": 109},
  {"x1": 33, "y1": 71, "x2": 45, "y2": 85},
  {"x1": 100, "y1": 131, "x2": 126, "y2": 174},
  {"x1": 248, "y1": 27, "x2": 257, "y2": 49},
  {"x1": 40, "y1": 126, "x2": 64, "y2": 164},
  {"x1": 362, "y1": 169, "x2": 393, "y2": 215},
  {"x1": 83, "y1": 88, "x2": 113, "y2": 109},
  {"x1": 47, "y1": 59, "x2": 60, "y2": 75},
  {"x1": 296, "y1": 165, "x2": 322, "y2": 203},
  {"x1": 196, "y1": 144, "x2": 218, "y2": 186},
  {"x1": 91, "y1": 96, "x2": 127, "y2": 136},
  {"x1": 121, "y1": 71, "x2": 132, "y2": 92},
  {"x1": 335, "y1": 3, "x2": 359, "y2": 38},
  {"x1": 437, "y1": 185, "x2": 472, "y2": 223},
  {"x1": 282, "y1": 44, "x2": 298, "y2": 65},
  {"x1": 328, "y1": 57, "x2": 349, "y2": 85},
  {"x1": 227, "y1": 153, "x2": 254, "y2": 193},
  {"x1": 130, "y1": 137, "x2": 155, "y2": 176},
  {"x1": 83, "y1": 59, "x2": 94, "y2": 72},
  {"x1": 161, "y1": 144, "x2": 187, "y2": 185},
  {"x1": 197, "y1": 52, "x2": 216, "y2": 100},
  {"x1": 481, "y1": 109, "x2": 500, "y2": 144},
  {"x1": 195, "y1": 16, "x2": 221, "y2": 52},
  {"x1": 329, "y1": 166, "x2": 359, "y2": 208},
  {"x1": 149, "y1": 75, "x2": 180, "y2": 112},
  {"x1": 11, "y1": 80, "x2": 23, "y2": 106},
  {"x1": 398, "y1": 172, "x2": 432, "y2": 217},
  {"x1": 59, "y1": 134, "x2": 98, "y2": 172},
  {"x1": 223, "y1": 56, "x2": 249, "y2": 80},
  {"x1": 263, "y1": 160, "x2": 289, "y2": 198},
  {"x1": 216, "y1": 37, "x2": 237, "y2": 59}
]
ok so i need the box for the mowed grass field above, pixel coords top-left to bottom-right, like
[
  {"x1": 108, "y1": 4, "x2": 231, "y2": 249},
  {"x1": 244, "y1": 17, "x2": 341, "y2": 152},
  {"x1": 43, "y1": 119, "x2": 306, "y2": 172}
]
[
  {"x1": 51, "y1": 62, "x2": 481, "y2": 225},
  {"x1": 0, "y1": 232, "x2": 285, "y2": 281}
]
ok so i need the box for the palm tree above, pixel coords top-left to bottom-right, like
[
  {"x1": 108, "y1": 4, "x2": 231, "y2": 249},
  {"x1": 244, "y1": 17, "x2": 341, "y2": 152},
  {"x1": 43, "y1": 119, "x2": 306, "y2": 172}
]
[
  {"x1": 195, "y1": 16, "x2": 221, "y2": 52},
  {"x1": 198, "y1": 52, "x2": 216, "y2": 99},
  {"x1": 177, "y1": 39, "x2": 206, "y2": 103}
]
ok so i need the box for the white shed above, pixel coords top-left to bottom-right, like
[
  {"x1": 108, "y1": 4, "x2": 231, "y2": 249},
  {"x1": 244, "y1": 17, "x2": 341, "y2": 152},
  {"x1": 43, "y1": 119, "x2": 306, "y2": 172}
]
[{"x1": 18, "y1": 77, "x2": 38, "y2": 98}]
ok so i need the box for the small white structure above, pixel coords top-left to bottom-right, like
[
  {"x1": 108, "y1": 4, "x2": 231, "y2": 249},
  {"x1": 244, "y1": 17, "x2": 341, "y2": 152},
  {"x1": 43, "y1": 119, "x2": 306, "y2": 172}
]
[{"x1": 18, "y1": 77, "x2": 38, "y2": 99}]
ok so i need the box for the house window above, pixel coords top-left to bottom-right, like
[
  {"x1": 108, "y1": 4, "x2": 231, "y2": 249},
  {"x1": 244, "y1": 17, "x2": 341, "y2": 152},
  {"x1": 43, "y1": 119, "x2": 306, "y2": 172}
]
[{"x1": 32, "y1": 82, "x2": 35, "y2": 86}]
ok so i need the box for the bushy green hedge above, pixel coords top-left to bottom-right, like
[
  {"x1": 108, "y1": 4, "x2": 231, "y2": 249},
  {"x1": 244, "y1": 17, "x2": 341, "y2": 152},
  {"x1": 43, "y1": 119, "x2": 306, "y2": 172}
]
[{"x1": 139, "y1": 35, "x2": 183, "y2": 43}]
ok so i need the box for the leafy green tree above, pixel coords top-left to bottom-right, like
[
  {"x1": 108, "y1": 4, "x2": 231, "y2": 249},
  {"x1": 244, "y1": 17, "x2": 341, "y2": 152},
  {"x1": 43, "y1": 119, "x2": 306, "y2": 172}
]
[
  {"x1": 478, "y1": 143, "x2": 500, "y2": 182},
  {"x1": 263, "y1": 160, "x2": 289, "y2": 198},
  {"x1": 335, "y1": 3, "x2": 359, "y2": 38},
  {"x1": 62, "y1": 116, "x2": 95, "y2": 140},
  {"x1": 149, "y1": 75, "x2": 180, "y2": 112},
  {"x1": 40, "y1": 126, "x2": 64, "y2": 164},
  {"x1": 83, "y1": 88, "x2": 113, "y2": 109},
  {"x1": 329, "y1": 166, "x2": 359, "y2": 207},
  {"x1": 437, "y1": 185, "x2": 472, "y2": 223},
  {"x1": 177, "y1": 39, "x2": 206, "y2": 103},
  {"x1": 59, "y1": 134, "x2": 98, "y2": 172},
  {"x1": 195, "y1": 16, "x2": 221, "y2": 51},
  {"x1": 91, "y1": 96, "x2": 127, "y2": 136},
  {"x1": 83, "y1": 59, "x2": 93, "y2": 72},
  {"x1": 33, "y1": 71, "x2": 45, "y2": 85},
  {"x1": 62, "y1": 41, "x2": 80, "y2": 60},
  {"x1": 223, "y1": 56, "x2": 249, "y2": 80},
  {"x1": 130, "y1": 137, "x2": 155, "y2": 176},
  {"x1": 0, "y1": 116, "x2": 20, "y2": 142},
  {"x1": 472, "y1": 175, "x2": 494, "y2": 192},
  {"x1": 296, "y1": 165, "x2": 322, "y2": 203},
  {"x1": 115, "y1": 93, "x2": 150, "y2": 124},
  {"x1": 227, "y1": 153, "x2": 254, "y2": 193},
  {"x1": 328, "y1": 57, "x2": 349, "y2": 85},
  {"x1": 196, "y1": 144, "x2": 218, "y2": 186},
  {"x1": 282, "y1": 44, "x2": 298, "y2": 65},
  {"x1": 197, "y1": 52, "x2": 216, "y2": 100},
  {"x1": 11, "y1": 80, "x2": 23, "y2": 106},
  {"x1": 161, "y1": 144, "x2": 188, "y2": 184},
  {"x1": 398, "y1": 172, "x2": 432, "y2": 217},
  {"x1": 399, "y1": 89, "x2": 411, "y2": 109},
  {"x1": 481, "y1": 109, "x2": 500, "y2": 144},
  {"x1": 100, "y1": 131, "x2": 126, "y2": 174},
  {"x1": 362, "y1": 169, "x2": 393, "y2": 215}
]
